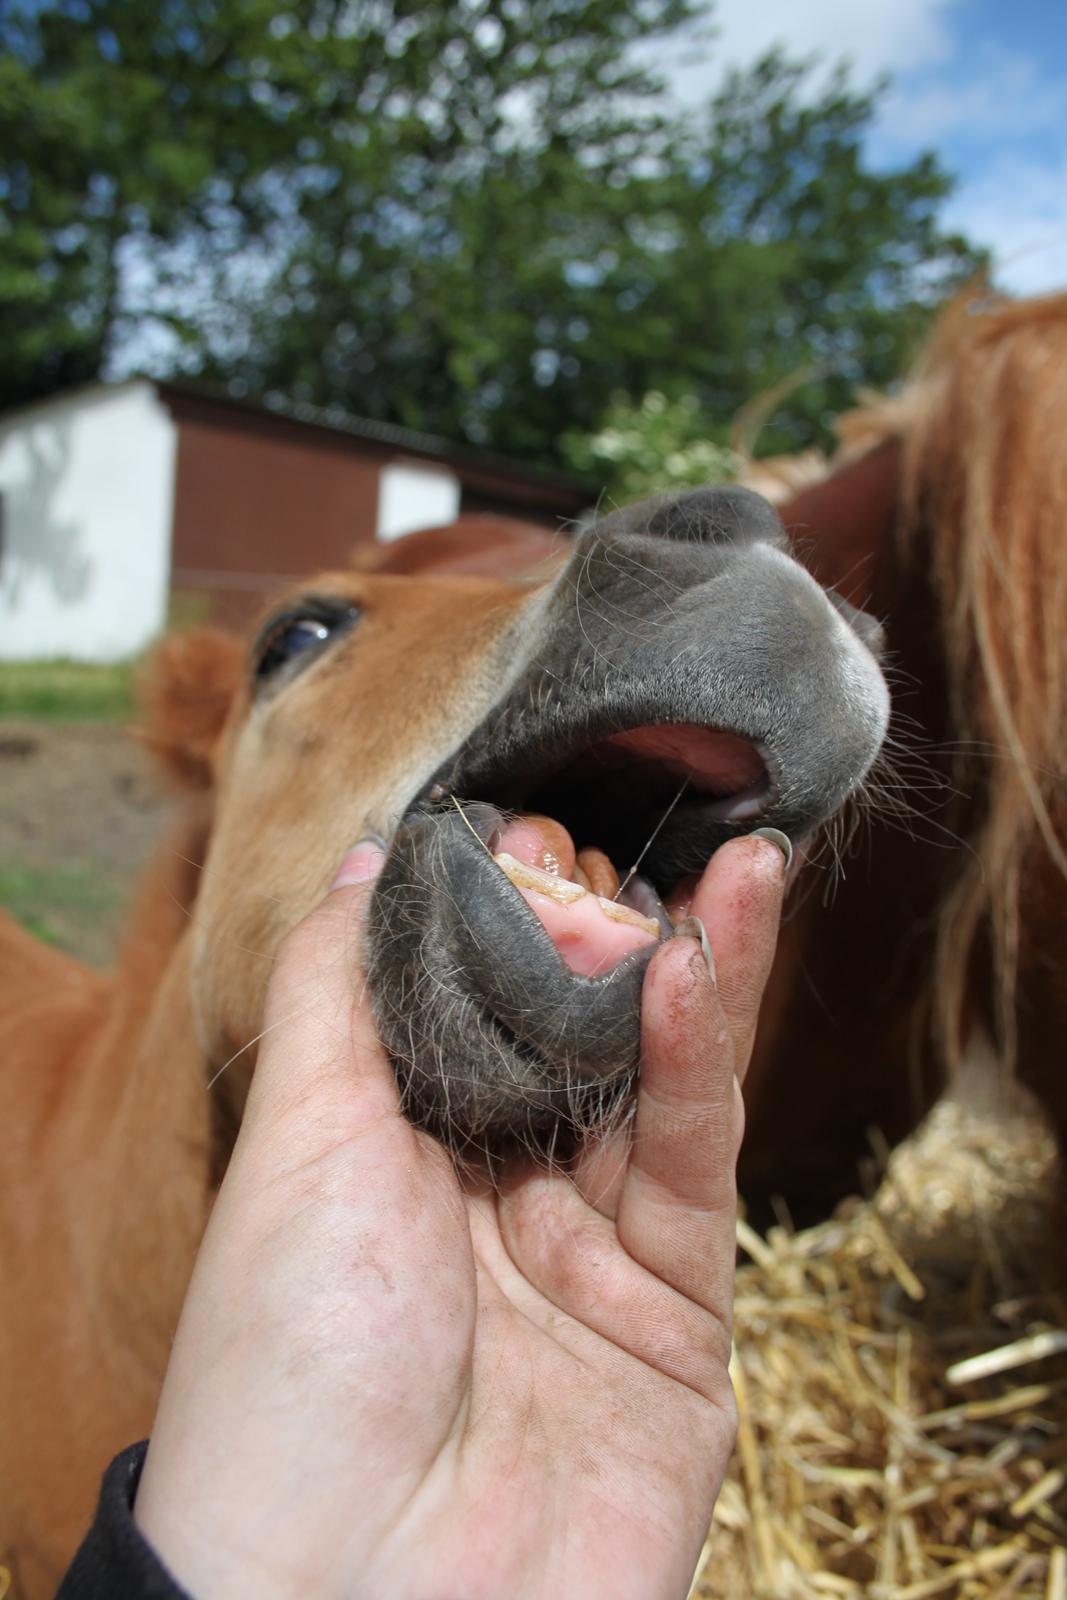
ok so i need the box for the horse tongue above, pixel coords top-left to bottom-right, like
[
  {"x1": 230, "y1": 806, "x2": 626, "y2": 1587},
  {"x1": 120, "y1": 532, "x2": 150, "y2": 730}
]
[{"x1": 493, "y1": 814, "x2": 659, "y2": 978}]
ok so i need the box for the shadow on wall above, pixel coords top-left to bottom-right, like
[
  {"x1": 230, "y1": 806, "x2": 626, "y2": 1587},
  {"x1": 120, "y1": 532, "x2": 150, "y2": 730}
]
[{"x1": 0, "y1": 416, "x2": 92, "y2": 608}]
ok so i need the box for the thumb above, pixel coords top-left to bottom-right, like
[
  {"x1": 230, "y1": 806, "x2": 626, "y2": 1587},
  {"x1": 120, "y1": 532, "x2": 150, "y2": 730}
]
[{"x1": 241, "y1": 837, "x2": 401, "y2": 1148}]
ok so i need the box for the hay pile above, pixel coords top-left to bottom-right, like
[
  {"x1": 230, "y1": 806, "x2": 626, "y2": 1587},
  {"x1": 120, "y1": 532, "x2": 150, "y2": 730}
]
[{"x1": 693, "y1": 1097, "x2": 1067, "y2": 1599}]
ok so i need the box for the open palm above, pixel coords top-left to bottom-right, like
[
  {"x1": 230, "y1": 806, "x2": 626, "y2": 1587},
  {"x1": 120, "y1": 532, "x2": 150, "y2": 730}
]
[{"x1": 135, "y1": 837, "x2": 784, "y2": 1600}]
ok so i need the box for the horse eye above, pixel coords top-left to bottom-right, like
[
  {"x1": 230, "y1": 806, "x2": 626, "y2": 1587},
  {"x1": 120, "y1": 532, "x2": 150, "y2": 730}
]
[{"x1": 253, "y1": 602, "x2": 359, "y2": 686}]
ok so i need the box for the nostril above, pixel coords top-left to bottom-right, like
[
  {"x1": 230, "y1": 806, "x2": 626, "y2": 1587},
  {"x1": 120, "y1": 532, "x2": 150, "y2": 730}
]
[
  {"x1": 648, "y1": 485, "x2": 787, "y2": 548},
  {"x1": 829, "y1": 591, "x2": 886, "y2": 655}
]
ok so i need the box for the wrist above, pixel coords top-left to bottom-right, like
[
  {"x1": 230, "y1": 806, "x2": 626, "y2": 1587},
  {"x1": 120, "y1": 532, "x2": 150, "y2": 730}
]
[{"x1": 134, "y1": 1472, "x2": 306, "y2": 1600}]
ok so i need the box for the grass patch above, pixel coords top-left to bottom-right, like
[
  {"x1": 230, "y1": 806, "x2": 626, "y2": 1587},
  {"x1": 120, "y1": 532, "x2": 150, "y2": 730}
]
[
  {"x1": 0, "y1": 658, "x2": 137, "y2": 721},
  {"x1": 0, "y1": 863, "x2": 121, "y2": 957}
]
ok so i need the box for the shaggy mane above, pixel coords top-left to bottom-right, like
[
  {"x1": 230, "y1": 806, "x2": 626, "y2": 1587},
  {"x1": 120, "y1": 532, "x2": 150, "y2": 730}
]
[{"x1": 838, "y1": 290, "x2": 1067, "y2": 1068}]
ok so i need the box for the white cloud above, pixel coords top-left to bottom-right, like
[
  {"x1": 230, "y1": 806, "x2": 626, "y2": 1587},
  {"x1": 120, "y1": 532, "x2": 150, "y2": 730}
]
[
  {"x1": 650, "y1": 0, "x2": 958, "y2": 108},
  {"x1": 877, "y1": 40, "x2": 1066, "y2": 146},
  {"x1": 647, "y1": 2, "x2": 1067, "y2": 297},
  {"x1": 710, "y1": 0, "x2": 956, "y2": 78},
  {"x1": 942, "y1": 155, "x2": 1067, "y2": 294}
]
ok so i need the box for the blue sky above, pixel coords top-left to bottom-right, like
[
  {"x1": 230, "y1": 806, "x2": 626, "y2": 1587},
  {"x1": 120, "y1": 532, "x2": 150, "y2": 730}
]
[{"x1": 654, "y1": 0, "x2": 1067, "y2": 293}]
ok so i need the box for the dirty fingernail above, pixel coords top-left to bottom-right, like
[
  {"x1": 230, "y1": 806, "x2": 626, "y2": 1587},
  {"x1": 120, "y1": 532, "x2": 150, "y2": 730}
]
[
  {"x1": 672, "y1": 915, "x2": 716, "y2": 983},
  {"x1": 331, "y1": 836, "x2": 387, "y2": 889},
  {"x1": 751, "y1": 827, "x2": 793, "y2": 871}
]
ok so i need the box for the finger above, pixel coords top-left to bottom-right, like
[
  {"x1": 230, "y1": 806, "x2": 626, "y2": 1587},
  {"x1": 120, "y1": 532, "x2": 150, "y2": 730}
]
[
  {"x1": 614, "y1": 931, "x2": 743, "y2": 1317},
  {"x1": 573, "y1": 835, "x2": 784, "y2": 1215},
  {"x1": 241, "y1": 838, "x2": 403, "y2": 1151},
  {"x1": 687, "y1": 833, "x2": 785, "y2": 1082}
]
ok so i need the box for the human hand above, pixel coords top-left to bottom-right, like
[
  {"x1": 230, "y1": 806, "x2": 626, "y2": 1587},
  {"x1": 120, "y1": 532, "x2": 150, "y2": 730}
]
[{"x1": 133, "y1": 835, "x2": 785, "y2": 1600}]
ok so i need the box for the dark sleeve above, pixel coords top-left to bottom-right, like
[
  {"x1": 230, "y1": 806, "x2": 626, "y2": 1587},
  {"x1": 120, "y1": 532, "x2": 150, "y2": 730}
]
[{"x1": 56, "y1": 1442, "x2": 195, "y2": 1600}]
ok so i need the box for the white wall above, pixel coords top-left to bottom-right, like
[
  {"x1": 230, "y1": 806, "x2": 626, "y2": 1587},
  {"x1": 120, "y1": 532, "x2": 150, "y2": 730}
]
[
  {"x1": 376, "y1": 459, "x2": 461, "y2": 543},
  {"x1": 0, "y1": 382, "x2": 176, "y2": 662}
]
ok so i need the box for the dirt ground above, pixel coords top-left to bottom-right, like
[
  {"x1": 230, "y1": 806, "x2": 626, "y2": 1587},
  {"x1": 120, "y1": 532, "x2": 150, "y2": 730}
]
[{"x1": 0, "y1": 719, "x2": 175, "y2": 967}]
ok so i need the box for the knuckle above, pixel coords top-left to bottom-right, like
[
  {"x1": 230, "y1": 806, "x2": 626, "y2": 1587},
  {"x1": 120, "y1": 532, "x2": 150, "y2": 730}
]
[
  {"x1": 646, "y1": 1096, "x2": 739, "y2": 1164},
  {"x1": 712, "y1": 1375, "x2": 740, "y2": 1445},
  {"x1": 731, "y1": 1081, "x2": 746, "y2": 1158},
  {"x1": 689, "y1": 1312, "x2": 737, "y2": 1412},
  {"x1": 666, "y1": 1304, "x2": 736, "y2": 1404}
]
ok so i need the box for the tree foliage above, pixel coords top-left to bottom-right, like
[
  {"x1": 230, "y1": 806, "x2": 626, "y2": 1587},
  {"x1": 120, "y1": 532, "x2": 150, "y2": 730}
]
[
  {"x1": 564, "y1": 391, "x2": 739, "y2": 502},
  {"x1": 2, "y1": 1, "x2": 984, "y2": 464}
]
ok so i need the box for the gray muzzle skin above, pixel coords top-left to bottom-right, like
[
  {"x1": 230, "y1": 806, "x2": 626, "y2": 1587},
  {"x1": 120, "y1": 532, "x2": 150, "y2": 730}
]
[{"x1": 367, "y1": 485, "x2": 890, "y2": 1160}]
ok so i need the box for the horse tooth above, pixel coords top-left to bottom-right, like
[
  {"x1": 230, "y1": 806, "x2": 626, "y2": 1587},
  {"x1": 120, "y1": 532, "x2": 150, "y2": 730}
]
[
  {"x1": 493, "y1": 851, "x2": 586, "y2": 903},
  {"x1": 494, "y1": 851, "x2": 659, "y2": 933},
  {"x1": 595, "y1": 896, "x2": 661, "y2": 936},
  {"x1": 575, "y1": 846, "x2": 619, "y2": 899},
  {"x1": 617, "y1": 873, "x2": 673, "y2": 936}
]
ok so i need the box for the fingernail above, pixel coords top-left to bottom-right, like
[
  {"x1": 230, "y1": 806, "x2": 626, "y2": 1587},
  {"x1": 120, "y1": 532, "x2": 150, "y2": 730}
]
[
  {"x1": 751, "y1": 827, "x2": 793, "y2": 871},
  {"x1": 672, "y1": 915, "x2": 716, "y2": 983},
  {"x1": 331, "y1": 836, "x2": 387, "y2": 889}
]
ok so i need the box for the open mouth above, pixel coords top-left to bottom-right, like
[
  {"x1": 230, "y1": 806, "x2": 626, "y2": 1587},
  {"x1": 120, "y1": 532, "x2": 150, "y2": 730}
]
[
  {"x1": 439, "y1": 721, "x2": 773, "y2": 979},
  {"x1": 364, "y1": 485, "x2": 889, "y2": 1156},
  {"x1": 367, "y1": 715, "x2": 776, "y2": 1152}
]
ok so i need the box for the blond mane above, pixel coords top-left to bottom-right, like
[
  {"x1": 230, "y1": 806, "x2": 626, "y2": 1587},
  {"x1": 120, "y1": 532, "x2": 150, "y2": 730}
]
[{"x1": 842, "y1": 290, "x2": 1067, "y2": 1068}]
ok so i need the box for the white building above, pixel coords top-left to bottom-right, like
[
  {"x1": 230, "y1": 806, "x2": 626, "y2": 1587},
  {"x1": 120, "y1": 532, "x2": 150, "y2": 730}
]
[{"x1": 0, "y1": 380, "x2": 591, "y2": 660}]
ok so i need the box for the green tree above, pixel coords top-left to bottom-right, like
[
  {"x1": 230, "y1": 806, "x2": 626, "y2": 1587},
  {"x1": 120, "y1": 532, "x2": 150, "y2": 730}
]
[
  {"x1": 218, "y1": 50, "x2": 981, "y2": 462},
  {"x1": 0, "y1": 0, "x2": 274, "y2": 404},
  {"x1": 1, "y1": 4, "x2": 983, "y2": 464},
  {"x1": 635, "y1": 55, "x2": 980, "y2": 455},
  {"x1": 0, "y1": 0, "x2": 695, "y2": 411}
]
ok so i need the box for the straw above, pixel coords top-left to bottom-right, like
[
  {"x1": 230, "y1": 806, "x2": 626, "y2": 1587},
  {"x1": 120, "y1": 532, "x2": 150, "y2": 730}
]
[{"x1": 690, "y1": 1096, "x2": 1065, "y2": 1599}]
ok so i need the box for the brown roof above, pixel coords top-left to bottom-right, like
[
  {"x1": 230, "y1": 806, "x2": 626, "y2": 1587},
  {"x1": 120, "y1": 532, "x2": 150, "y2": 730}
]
[{"x1": 156, "y1": 382, "x2": 596, "y2": 519}]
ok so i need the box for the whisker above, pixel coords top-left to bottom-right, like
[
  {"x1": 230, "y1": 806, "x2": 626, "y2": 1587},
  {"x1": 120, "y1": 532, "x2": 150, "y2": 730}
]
[{"x1": 613, "y1": 776, "x2": 691, "y2": 903}]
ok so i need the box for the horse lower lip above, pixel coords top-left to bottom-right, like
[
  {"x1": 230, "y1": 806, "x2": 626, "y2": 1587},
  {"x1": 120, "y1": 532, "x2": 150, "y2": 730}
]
[{"x1": 366, "y1": 797, "x2": 653, "y2": 1158}]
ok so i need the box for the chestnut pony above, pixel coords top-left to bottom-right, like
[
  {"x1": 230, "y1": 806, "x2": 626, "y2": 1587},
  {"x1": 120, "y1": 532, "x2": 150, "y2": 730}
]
[
  {"x1": 2, "y1": 496, "x2": 889, "y2": 1597},
  {"x1": 741, "y1": 289, "x2": 1067, "y2": 1222},
  {"x1": 4, "y1": 291, "x2": 1065, "y2": 1592}
]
